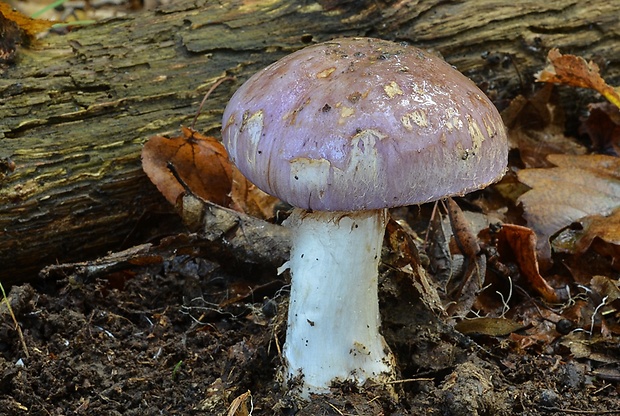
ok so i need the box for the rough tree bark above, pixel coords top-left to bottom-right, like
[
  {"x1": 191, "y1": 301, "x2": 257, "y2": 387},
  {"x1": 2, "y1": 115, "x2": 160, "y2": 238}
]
[{"x1": 1, "y1": 0, "x2": 618, "y2": 283}]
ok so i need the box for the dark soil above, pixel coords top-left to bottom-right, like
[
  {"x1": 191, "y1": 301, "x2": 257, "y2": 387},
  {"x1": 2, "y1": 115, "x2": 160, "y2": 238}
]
[{"x1": 1, "y1": 230, "x2": 619, "y2": 415}]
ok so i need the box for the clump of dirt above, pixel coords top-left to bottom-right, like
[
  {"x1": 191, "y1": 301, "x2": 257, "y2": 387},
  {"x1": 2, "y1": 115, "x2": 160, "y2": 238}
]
[{"x1": 1, "y1": 245, "x2": 618, "y2": 415}]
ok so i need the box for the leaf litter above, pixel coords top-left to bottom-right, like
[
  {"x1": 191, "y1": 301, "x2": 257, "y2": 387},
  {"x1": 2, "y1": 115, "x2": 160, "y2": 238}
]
[
  {"x1": 517, "y1": 154, "x2": 620, "y2": 260},
  {"x1": 2, "y1": 48, "x2": 620, "y2": 414}
]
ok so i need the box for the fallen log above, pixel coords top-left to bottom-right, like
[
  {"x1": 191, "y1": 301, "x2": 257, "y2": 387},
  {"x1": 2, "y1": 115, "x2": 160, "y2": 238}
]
[{"x1": 1, "y1": 0, "x2": 618, "y2": 283}]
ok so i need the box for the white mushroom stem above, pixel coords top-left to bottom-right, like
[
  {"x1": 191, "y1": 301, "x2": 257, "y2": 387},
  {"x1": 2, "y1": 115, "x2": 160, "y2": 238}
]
[{"x1": 279, "y1": 208, "x2": 395, "y2": 397}]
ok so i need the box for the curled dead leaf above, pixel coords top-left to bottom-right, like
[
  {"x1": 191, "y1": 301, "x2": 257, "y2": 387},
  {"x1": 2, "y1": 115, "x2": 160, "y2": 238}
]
[
  {"x1": 226, "y1": 390, "x2": 252, "y2": 416},
  {"x1": 231, "y1": 167, "x2": 279, "y2": 220},
  {"x1": 497, "y1": 224, "x2": 559, "y2": 303},
  {"x1": 574, "y1": 207, "x2": 620, "y2": 260},
  {"x1": 536, "y1": 48, "x2": 620, "y2": 109},
  {"x1": 0, "y1": 4, "x2": 53, "y2": 39},
  {"x1": 142, "y1": 126, "x2": 233, "y2": 207},
  {"x1": 446, "y1": 198, "x2": 480, "y2": 259},
  {"x1": 443, "y1": 199, "x2": 487, "y2": 317},
  {"x1": 590, "y1": 275, "x2": 620, "y2": 304},
  {"x1": 143, "y1": 126, "x2": 279, "y2": 220}
]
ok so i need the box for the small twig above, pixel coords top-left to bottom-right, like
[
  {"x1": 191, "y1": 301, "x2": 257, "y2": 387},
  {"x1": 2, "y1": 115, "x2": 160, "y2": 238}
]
[
  {"x1": 592, "y1": 383, "x2": 613, "y2": 395},
  {"x1": 367, "y1": 395, "x2": 381, "y2": 404},
  {"x1": 272, "y1": 322, "x2": 283, "y2": 364},
  {"x1": 326, "y1": 402, "x2": 345, "y2": 415},
  {"x1": 180, "y1": 298, "x2": 240, "y2": 322},
  {"x1": 0, "y1": 282, "x2": 29, "y2": 359},
  {"x1": 383, "y1": 377, "x2": 434, "y2": 385},
  {"x1": 423, "y1": 200, "x2": 441, "y2": 250},
  {"x1": 507, "y1": 54, "x2": 524, "y2": 91},
  {"x1": 191, "y1": 76, "x2": 236, "y2": 130}
]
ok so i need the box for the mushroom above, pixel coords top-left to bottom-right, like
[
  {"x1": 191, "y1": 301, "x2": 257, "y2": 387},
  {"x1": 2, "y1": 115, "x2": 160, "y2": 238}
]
[{"x1": 221, "y1": 37, "x2": 508, "y2": 396}]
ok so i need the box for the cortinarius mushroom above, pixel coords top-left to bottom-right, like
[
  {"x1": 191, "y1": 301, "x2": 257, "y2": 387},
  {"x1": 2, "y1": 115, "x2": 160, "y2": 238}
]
[{"x1": 221, "y1": 37, "x2": 508, "y2": 396}]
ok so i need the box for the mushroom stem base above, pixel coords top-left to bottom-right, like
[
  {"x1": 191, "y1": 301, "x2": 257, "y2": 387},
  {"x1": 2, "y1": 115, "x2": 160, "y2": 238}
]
[{"x1": 281, "y1": 208, "x2": 395, "y2": 397}]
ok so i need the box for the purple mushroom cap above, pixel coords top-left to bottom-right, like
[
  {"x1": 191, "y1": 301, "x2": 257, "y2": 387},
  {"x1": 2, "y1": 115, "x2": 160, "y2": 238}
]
[{"x1": 222, "y1": 37, "x2": 508, "y2": 212}]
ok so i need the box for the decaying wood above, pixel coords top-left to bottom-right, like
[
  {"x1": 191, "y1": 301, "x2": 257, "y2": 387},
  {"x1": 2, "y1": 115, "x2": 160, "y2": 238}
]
[
  {"x1": 40, "y1": 200, "x2": 291, "y2": 280},
  {"x1": 1, "y1": 0, "x2": 619, "y2": 283},
  {"x1": 179, "y1": 193, "x2": 291, "y2": 269}
]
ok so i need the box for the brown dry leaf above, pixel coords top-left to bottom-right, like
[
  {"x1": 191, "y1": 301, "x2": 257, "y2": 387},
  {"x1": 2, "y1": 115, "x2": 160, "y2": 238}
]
[
  {"x1": 142, "y1": 126, "x2": 233, "y2": 207},
  {"x1": 446, "y1": 198, "x2": 480, "y2": 259},
  {"x1": 231, "y1": 167, "x2": 279, "y2": 220},
  {"x1": 517, "y1": 154, "x2": 620, "y2": 260},
  {"x1": 508, "y1": 330, "x2": 556, "y2": 351},
  {"x1": 497, "y1": 224, "x2": 559, "y2": 303},
  {"x1": 536, "y1": 48, "x2": 620, "y2": 109},
  {"x1": 571, "y1": 273, "x2": 620, "y2": 332},
  {"x1": 0, "y1": 3, "x2": 53, "y2": 38},
  {"x1": 455, "y1": 317, "x2": 526, "y2": 337},
  {"x1": 590, "y1": 275, "x2": 620, "y2": 304},
  {"x1": 385, "y1": 218, "x2": 444, "y2": 314},
  {"x1": 0, "y1": 3, "x2": 53, "y2": 63},
  {"x1": 580, "y1": 102, "x2": 620, "y2": 156},
  {"x1": 143, "y1": 126, "x2": 278, "y2": 220},
  {"x1": 226, "y1": 390, "x2": 252, "y2": 416},
  {"x1": 509, "y1": 123, "x2": 587, "y2": 169},
  {"x1": 444, "y1": 199, "x2": 487, "y2": 317},
  {"x1": 502, "y1": 85, "x2": 557, "y2": 132},
  {"x1": 560, "y1": 334, "x2": 620, "y2": 363},
  {"x1": 502, "y1": 85, "x2": 586, "y2": 168},
  {"x1": 590, "y1": 275, "x2": 620, "y2": 335},
  {"x1": 574, "y1": 207, "x2": 620, "y2": 260},
  {"x1": 385, "y1": 217, "x2": 422, "y2": 269}
]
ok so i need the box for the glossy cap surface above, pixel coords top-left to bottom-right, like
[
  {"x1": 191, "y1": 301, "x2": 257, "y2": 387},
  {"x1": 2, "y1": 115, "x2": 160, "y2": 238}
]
[{"x1": 222, "y1": 37, "x2": 508, "y2": 211}]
